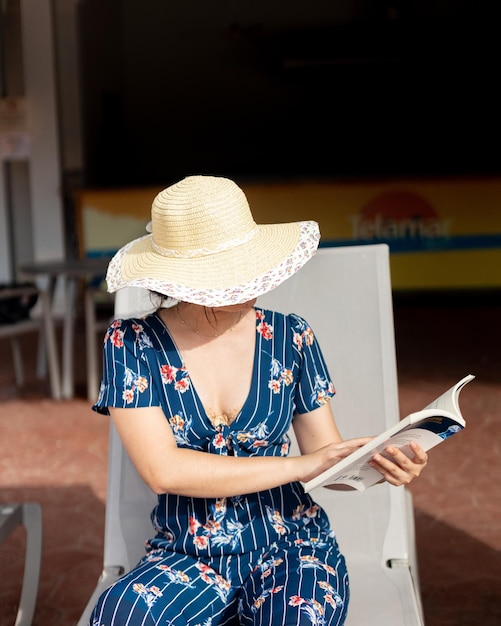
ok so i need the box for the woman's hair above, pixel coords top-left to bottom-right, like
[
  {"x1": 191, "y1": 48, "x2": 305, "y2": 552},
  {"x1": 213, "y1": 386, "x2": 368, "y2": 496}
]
[
  {"x1": 150, "y1": 292, "x2": 222, "y2": 329},
  {"x1": 149, "y1": 291, "x2": 177, "y2": 309}
]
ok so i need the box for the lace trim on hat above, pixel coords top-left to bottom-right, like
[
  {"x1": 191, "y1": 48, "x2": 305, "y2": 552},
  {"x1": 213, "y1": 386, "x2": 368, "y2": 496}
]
[{"x1": 151, "y1": 226, "x2": 259, "y2": 258}]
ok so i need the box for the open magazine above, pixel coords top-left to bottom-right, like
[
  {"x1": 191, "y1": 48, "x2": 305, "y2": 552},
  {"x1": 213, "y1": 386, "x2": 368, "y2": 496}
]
[{"x1": 302, "y1": 374, "x2": 475, "y2": 493}]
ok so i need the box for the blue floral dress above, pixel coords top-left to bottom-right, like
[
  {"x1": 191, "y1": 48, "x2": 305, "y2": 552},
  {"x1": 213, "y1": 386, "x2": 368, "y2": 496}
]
[{"x1": 90, "y1": 308, "x2": 349, "y2": 626}]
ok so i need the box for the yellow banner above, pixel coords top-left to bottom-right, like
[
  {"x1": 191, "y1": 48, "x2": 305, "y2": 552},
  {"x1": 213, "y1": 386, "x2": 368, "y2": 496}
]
[{"x1": 77, "y1": 177, "x2": 501, "y2": 290}]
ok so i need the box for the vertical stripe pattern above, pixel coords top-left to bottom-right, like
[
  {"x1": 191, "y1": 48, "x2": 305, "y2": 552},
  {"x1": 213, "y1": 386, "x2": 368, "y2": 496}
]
[{"x1": 90, "y1": 309, "x2": 349, "y2": 624}]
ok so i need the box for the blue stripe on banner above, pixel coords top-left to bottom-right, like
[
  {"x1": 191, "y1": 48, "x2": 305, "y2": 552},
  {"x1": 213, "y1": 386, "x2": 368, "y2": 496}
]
[
  {"x1": 89, "y1": 236, "x2": 501, "y2": 256},
  {"x1": 320, "y1": 234, "x2": 501, "y2": 254},
  {"x1": 87, "y1": 249, "x2": 118, "y2": 258}
]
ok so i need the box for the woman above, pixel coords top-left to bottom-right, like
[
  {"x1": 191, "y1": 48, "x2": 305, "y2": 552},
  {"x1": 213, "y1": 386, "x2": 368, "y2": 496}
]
[{"x1": 90, "y1": 175, "x2": 427, "y2": 625}]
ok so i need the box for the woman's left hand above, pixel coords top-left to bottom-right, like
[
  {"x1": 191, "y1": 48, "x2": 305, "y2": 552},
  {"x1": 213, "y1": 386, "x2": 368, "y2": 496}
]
[{"x1": 368, "y1": 442, "x2": 428, "y2": 487}]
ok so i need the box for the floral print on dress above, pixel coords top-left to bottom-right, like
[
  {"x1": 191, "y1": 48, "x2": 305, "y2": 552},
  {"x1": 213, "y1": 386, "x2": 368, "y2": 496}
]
[
  {"x1": 188, "y1": 498, "x2": 253, "y2": 551},
  {"x1": 310, "y1": 373, "x2": 336, "y2": 407},
  {"x1": 105, "y1": 319, "x2": 124, "y2": 348},
  {"x1": 265, "y1": 507, "x2": 289, "y2": 535},
  {"x1": 146, "y1": 554, "x2": 231, "y2": 604},
  {"x1": 249, "y1": 551, "x2": 286, "y2": 613},
  {"x1": 235, "y1": 423, "x2": 270, "y2": 451},
  {"x1": 196, "y1": 562, "x2": 231, "y2": 603},
  {"x1": 289, "y1": 315, "x2": 315, "y2": 350},
  {"x1": 132, "y1": 583, "x2": 163, "y2": 608},
  {"x1": 160, "y1": 363, "x2": 191, "y2": 393},
  {"x1": 252, "y1": 552, "x2": 285, "y2": 580},
  {"x1": 155, "y1": 563, "x2": 192, "y2": 585},
  {"x1": 298, "y1": 554, "x2": 338, "y2": 580},
  {"x1": 130, "y1": 558, "x2": 232, "y2": 618},
  {"x1": 291, "y1": 503, "x2": 321, "y2": 523},
  {"x1": 132, "y1": 322, "x2": 154, "y2": 351},
  {"x1": 266, "y1": 503, "x2": 321, "y2": 537},
  {"x1": 256, "y1": 309, "x2": 273, "y2": 340},
  {"x1": 318, "y1": 581, "x2": 344, "y2": 609},
  {"x1": 288, "y1": 573, "x2": 345, "y2": 625},
  {"x1": 99, "y1": 319, "x2": 152, "y2": 406},
  {"x1": 289, "y1": 596, "x2": 326, "y2": 625},
  {"x1": 261, "y1": 312, "x2": 334, "y2": 407},
  {"x1": 251, "y1": 585, "x2": 284, "y2": 613},
  {"x1": 293, "y1": 534, "x2": 330, "y2": 550},
  {"x1": 290, "y1": 575, "x2": 345, "y2": 624},
  {"x1": 118, "y1": 369, "x2": 149, "y2": 404},
  {"x1": 229, "y1": 424, "x2": 290, "y2": 457},
  {"x1": 268, "y1": 357, "x2": 295, "y2": 394},
  {"x1": 211, "y1": 429, "x2": 228, "y2": 453},
  {"x1": 169, "y1": 412, "x2": 194, "y2": 446}
]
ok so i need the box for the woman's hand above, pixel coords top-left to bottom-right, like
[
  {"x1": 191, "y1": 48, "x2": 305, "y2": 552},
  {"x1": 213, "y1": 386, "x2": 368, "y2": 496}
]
[
  {"x1": 293, "y1": 404, "x2": 428, "y2": 488},
  {"x1": 295, "y1": 437, "x2": 374, "y2": 484},
  {"x1": 295, "y1": 438, "x2": 428, "y2": 489},
  {"x1": 368, "y1": 442, "x2": 428, "y2": 487}
]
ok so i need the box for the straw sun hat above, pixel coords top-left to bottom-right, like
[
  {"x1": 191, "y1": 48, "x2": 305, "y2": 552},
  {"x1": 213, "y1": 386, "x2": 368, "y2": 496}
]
[{"x1": 106, "y1": 175, "x2": 320, "y2": 307}]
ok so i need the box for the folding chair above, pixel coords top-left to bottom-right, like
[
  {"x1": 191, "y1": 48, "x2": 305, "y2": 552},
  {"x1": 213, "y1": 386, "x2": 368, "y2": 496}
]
[
  {"x1": 0, "y1": 286, "x2": 61, "y2": 400},
  {"x1": 0, "y1": 503, "x2": 42, "y2": 626},
  {"x1": 78, "y1": 244, "x2": 424, "y2": 625}
]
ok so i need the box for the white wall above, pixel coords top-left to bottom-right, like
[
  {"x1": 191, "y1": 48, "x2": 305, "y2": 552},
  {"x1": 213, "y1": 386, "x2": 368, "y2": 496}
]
[{"x1": 0, "y1": 0, "x2": 82, "y2": 283}]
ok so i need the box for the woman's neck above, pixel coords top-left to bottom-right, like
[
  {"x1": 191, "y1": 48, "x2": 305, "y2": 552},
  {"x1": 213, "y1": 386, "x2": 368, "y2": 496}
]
[{"x1": 173, "y1": 303, "x2": 245, "y2": 338}]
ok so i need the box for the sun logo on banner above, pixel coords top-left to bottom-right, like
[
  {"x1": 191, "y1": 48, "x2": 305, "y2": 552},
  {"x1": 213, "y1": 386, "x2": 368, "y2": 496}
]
[{"x1": 350, "y1": 190, "x2": 451, "y2": 252}]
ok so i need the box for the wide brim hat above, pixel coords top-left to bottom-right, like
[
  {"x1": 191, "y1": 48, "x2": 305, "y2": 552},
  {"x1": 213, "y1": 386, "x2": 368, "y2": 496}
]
[{"x1": 106, "y1": 175, "x2": 320, "y2": 306}]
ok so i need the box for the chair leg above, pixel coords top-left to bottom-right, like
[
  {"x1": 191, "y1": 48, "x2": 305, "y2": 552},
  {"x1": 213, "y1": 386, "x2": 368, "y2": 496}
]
[
  {"x1": 39, "y1": 290, "x2": 61, "y2": 400},
  {"x1": 0, "y1": 503, "x2": 42, "y2": 626},
  {"x1": 10, "y1": 337, "x2": 25, "y2": 387},
  {"x1": 84, "y1": 287, "x2": 99, "y2": 402},
  {"x1": 16, "y1": 503, "x2": 42, "y2": 626},
  {"x1": 36, "y1": 276, "x2": 57, "y2": 380},
  {"x1": 61, "y1": 277, "x2": 77, "y2": 399}
]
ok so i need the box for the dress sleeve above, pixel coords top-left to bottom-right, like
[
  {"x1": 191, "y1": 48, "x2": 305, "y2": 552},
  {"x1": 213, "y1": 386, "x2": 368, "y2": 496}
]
[
  {"x1": 93, "y1": 318, "x2": 160, "y2": 415},
  {"x1": 290, "y1": 314, "x2": 336, "y2": 415}
]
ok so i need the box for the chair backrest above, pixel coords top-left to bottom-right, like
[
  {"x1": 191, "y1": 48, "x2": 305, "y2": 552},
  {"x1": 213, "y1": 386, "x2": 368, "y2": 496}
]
[
  {"x1": 256, "y1": 245, "x2": 408, "y2": 562},
  {"x1": 105, "y1": 244, "x2": 422, "y2": 624}
]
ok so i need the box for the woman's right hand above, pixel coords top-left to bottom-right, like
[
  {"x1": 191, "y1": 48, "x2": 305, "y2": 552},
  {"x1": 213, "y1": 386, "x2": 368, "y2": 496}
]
[
  {"x1": 295, "y1": 437, "x2": 374, "y2": 484},
  {"x1": 292, "y1": 403, "x2": 373, "y2": 484}
]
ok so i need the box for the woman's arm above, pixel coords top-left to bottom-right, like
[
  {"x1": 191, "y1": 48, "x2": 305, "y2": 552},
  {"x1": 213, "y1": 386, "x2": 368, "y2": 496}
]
[
  {"x1": 112, "y1": 401, "x2": 427, "y2": 498},
  {"x1": 110, "y1": 405, "x2": 373, "y2": 497},
  {"x1": 293, "y1": 403, "x2": 345, "y2": 453},
  {"x1": 111, "y1": 405, "x2": 292, "y2": 496}
]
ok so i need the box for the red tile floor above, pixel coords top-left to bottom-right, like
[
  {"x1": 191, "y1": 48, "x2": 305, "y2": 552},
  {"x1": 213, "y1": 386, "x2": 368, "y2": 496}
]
[{"x1": 1, "y1": 293, "x2": 500, "y2": 625}]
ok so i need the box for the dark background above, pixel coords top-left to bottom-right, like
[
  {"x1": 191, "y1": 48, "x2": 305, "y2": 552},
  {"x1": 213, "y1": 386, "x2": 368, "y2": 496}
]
[{"x1": 77, "y1": 0, "x2": 501, "y2": 188}]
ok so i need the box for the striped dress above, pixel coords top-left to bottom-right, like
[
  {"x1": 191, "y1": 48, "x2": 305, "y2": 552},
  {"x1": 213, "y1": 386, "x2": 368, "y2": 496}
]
[{"x1": 90, "y1": 308, "x2": 350, "y2": 626}]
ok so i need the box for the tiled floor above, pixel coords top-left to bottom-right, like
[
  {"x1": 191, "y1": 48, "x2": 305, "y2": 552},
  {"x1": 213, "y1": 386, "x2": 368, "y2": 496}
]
[{"x1": 0, "y1": 294, "x2": 500, "y2": 625}]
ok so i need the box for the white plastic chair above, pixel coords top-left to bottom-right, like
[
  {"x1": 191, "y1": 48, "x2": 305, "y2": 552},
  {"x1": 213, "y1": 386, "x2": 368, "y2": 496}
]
[
  {"x1": 78, "y1": 244, "x2": 424, "y2": 626},
  {"x1": 0, "y1": 502, "x2": 42, "y2": 626}
]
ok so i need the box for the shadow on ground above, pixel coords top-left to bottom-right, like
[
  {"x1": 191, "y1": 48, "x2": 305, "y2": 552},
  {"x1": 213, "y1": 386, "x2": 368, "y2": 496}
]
[
  {"x1": 0, "y1": 486, "x2": 105, "y2": 626},
  {"x1": 414, "y1": 508, "x2": 501, "y2": 626}
]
